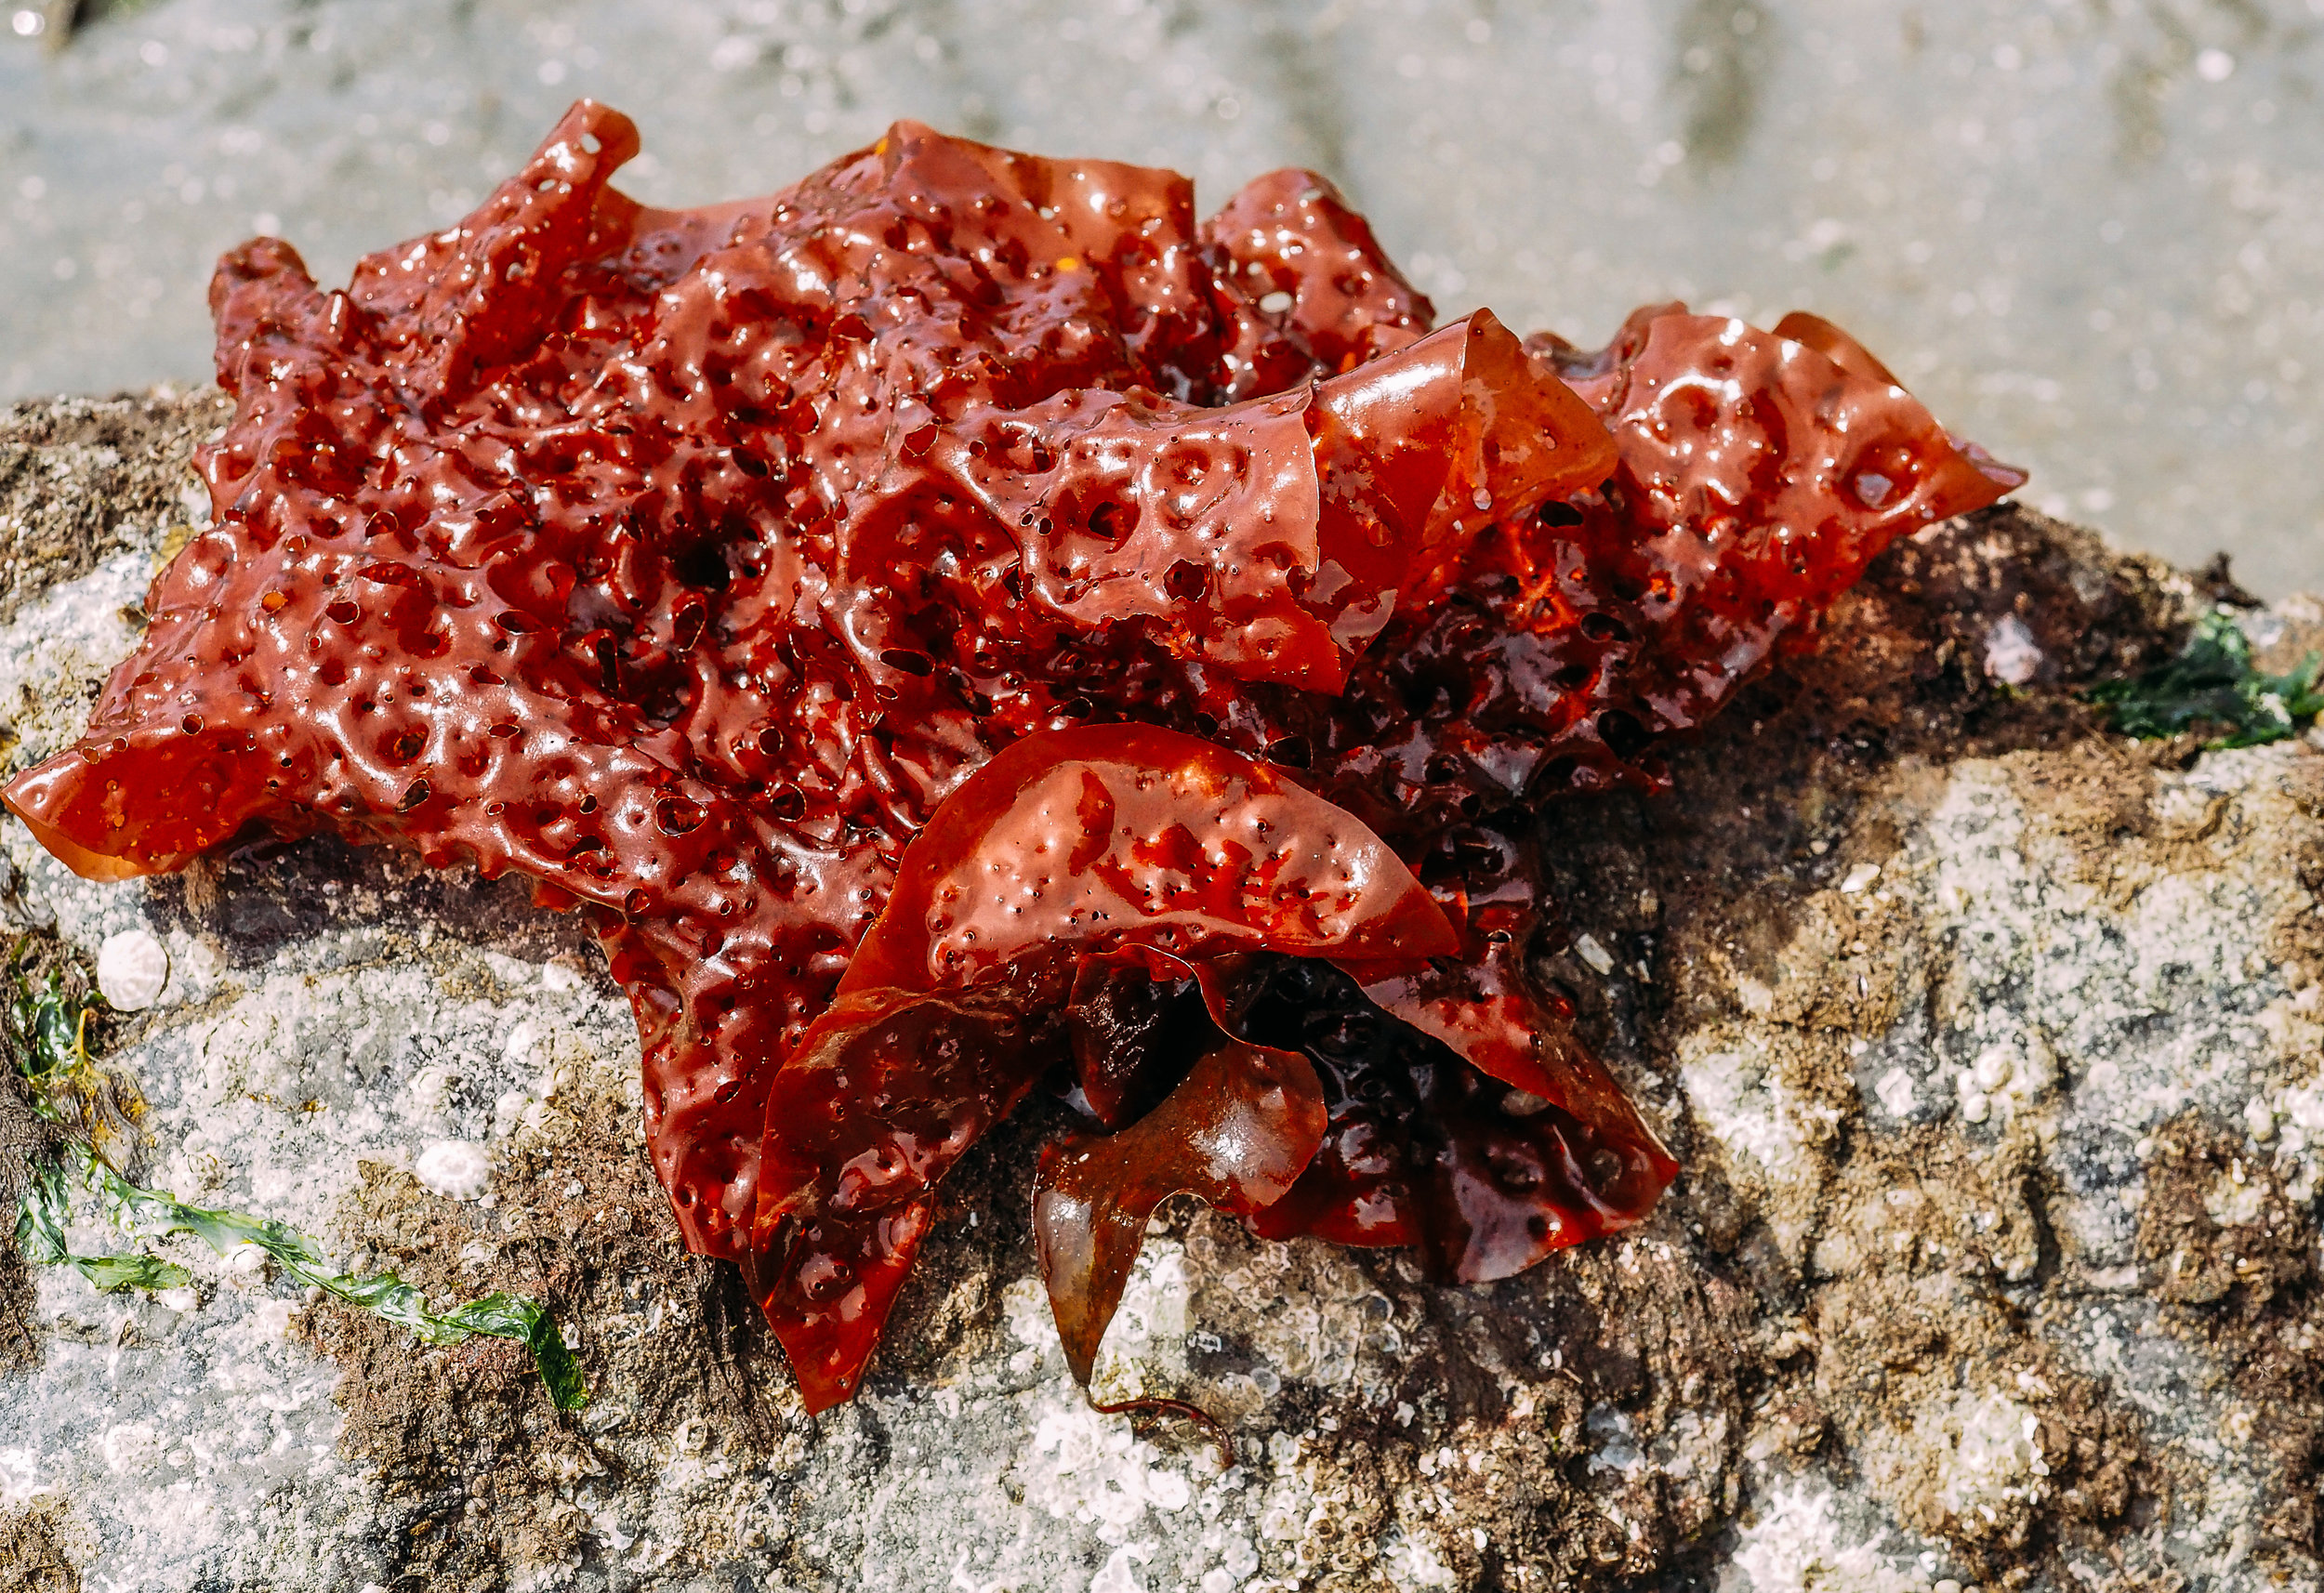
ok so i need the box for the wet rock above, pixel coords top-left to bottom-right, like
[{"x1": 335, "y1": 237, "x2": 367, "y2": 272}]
[{"x1": 3, "y1": 387, "x2": 2322, "y2": 1590}]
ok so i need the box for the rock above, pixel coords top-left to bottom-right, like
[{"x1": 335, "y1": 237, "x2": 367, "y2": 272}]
[{"x1": 4, "y1": 387, "x2": 2323, "y2": 1590}]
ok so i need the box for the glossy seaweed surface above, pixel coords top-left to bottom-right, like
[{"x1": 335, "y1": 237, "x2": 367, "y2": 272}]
[{"x1": 3, "y1": 102, "x2": 2021, "y2": 1411}]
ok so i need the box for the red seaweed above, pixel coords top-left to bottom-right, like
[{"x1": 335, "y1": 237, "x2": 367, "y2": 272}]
[{"x1": 3, "y1": 101, "x2": 2022, "y2": 1413}]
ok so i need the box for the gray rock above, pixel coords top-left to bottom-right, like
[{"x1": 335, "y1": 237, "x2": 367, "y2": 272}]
[{"x1": 4, "y1": 388, "x2": 2324, "y2": 1591}]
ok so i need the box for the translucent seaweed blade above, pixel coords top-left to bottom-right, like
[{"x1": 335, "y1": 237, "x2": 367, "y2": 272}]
[
  {"x1": 11, "y1": 1156, "x2": 191, "y2": 1294},
  {"x1": 2088, "y1": 609, "x2": 2324, "y2": 750},
  {"x1": 71, "y1": 1251, "x2": 195, "y2": 1292},
  {"x1": 442, "y1": 1293, "x2": 591, "y2": 1412}
]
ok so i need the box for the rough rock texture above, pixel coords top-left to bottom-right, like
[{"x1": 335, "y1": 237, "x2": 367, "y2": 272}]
[
  {"x1": 0, "y1": 388, "x2": 231, "y2": 629},
  {"x1": 3, "y1": 387, "x2": 2323, "y2": 1592}
]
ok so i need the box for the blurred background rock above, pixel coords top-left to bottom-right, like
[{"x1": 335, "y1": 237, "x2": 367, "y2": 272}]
[{"x1": 3, "y1": 0, "x2": 2318, "y2": 590}]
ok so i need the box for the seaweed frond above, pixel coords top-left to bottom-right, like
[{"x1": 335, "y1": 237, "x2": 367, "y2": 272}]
[{"x1": 2088, "y1": 608, "x2": 2324, "y2": 749}]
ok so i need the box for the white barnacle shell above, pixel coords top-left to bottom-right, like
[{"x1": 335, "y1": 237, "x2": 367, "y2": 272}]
[
  {"x1": 415, "y1": 1139, "x2": 494, "y2": 1201},
  {"x1": 96, "y1": 928, "x2": 171, "y2": 1010}
]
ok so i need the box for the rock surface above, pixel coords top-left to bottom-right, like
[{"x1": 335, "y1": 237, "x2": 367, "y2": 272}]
[{"x1": 3, "y1": 387, "x2": 2323, "y2": 1592}]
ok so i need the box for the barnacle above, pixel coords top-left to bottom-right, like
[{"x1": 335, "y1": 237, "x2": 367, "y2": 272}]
[{"x1": 2, "y1": 102, "x2": 2022, "y2": 1411}]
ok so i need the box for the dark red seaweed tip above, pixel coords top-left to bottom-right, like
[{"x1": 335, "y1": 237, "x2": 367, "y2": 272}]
[
  {"x1": 1035, "y1": 1035, "x2": 1324, "y2": 1384},
  {"x1": 1089, "y1": 1394, "x2": 1235, "y2": 1473},
  {"x1": 1771, "y1": 308, "x2": 2028, "y2": 513},
  {"x1": 1951, "y1": 435, "x2": 2033, "y2": 494},
  {"x1": 3, "y1": 734, "x2": 269, "y2": 882},
  {"x1": 744, "y1": 1199, "x2": 935, "y2": 1415},
  {"x1": 531, "y1": 98, "x2": 643, "y2": 179},
  {"x1": 1771, "y1": 309, "x2": 1905, "y2": 388}
]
